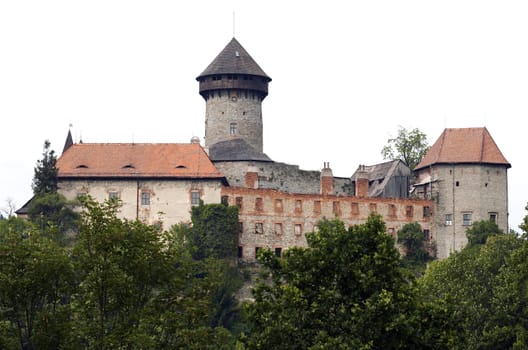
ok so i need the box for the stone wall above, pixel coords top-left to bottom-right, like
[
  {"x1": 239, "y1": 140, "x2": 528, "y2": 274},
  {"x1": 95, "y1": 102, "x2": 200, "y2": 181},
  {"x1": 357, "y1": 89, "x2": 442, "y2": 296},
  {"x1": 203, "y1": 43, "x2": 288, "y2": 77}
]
[
  {"x1": 214, "y1": 161, "x2": 355, "y2": 196},
  {"x1": 415, "y1": 164, "x2": 508, "y2": 258},
  {"x1": 205, "y1": 91, "x2": 263, "y2": 153},
  {"x1": 222, "y1": 187, "x2": 433, "y2": 262}
]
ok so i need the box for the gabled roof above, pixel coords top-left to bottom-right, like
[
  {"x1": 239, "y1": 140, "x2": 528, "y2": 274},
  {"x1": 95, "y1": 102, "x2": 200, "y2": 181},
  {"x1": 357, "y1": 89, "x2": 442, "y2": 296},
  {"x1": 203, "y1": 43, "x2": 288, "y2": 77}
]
[
  {"x1": 57, "y1": 143, "x2": 225, "y2": 179},
  {"x1": 197, "y1": 38, "x2": 271, "y2": 80},
  {"x1": 208, "y1": 138, "x2": 272, "y2": 162},
  {"x1": 351, "y1": 160, "x2": 410, "y2": 197},
  {"x1": 415, "y1": 127, "x2": 510, "y2": 170}
]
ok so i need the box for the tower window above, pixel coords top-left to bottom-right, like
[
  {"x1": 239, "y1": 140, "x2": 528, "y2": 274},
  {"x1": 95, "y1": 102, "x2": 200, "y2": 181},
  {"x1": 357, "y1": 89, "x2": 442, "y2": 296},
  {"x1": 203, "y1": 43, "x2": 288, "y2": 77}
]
[
  {"x1": 191, "y1": 190, "x2": 201, "y2": 206},
  {"x1": 463, "y1": 213, "x2": 472, "y2": 226},
  {"x1": 489, "y1": 212, "x2": 498, "y2": 223},
  {"x1": 230, "y1": 122, "x2": 237, "y2": 135}
]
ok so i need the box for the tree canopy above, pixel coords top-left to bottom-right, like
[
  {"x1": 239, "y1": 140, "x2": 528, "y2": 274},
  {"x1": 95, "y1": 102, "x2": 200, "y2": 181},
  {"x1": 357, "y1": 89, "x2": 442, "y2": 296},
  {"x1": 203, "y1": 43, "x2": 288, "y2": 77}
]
[{"x1": 381, "y1": 126, "x2": 429, "y2": 170}]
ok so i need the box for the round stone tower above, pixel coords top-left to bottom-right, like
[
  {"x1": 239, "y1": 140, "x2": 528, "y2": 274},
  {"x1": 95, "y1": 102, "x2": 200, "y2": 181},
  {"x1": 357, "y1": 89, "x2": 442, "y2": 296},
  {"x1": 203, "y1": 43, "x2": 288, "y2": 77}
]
[{"x1": 196, "y1": 38, "x2": 271, "y2": 154}]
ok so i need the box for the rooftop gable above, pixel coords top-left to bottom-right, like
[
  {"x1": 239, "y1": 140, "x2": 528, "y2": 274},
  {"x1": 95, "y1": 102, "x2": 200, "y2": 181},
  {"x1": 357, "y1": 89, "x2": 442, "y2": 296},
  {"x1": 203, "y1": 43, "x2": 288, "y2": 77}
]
[
  {"x1": 57, "y1": 143, "x2": 225, "y2": 179},
  {"x1": 415, "y1": 127, "x2": 510, "y2": 170}
]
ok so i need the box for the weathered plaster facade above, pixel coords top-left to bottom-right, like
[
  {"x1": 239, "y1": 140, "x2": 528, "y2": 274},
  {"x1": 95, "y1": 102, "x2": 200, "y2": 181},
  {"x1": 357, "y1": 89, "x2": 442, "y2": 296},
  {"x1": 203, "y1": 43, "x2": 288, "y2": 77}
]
[{"x1": 59, "y1": 178, "x2": 223, "y2": 228}]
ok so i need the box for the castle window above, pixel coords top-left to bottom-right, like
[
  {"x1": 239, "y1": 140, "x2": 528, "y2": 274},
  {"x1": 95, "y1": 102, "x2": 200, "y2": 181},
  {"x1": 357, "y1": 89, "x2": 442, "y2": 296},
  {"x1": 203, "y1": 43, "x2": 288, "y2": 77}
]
[
  {"x1": 295, "y1": 200, "x2": 302, "y2": 214},
  {"x1": 108, "y1": 191, "x2": 119, "y2": 200},
  {"x1": 405, "y1": 205, "x2": 413, "y2": 217},
  {"x1": 141, "y1": 191, "x2": 150, "y2": 206},
  {"x1": 255, "y1": 247, "x2": 261, "y2": 258},
  {"x1": 369, "y1": 203, "x2": 377, "y2": 213},
  {"x1": 239, "y1": 222, "x2": 244, "y2": 233},
  {"x1": 333, "y1": 201, "x2": 341, "y2": 216},
  {"x1": 294, "y1": 223, "x2": 302, "y2": 236},
  {"x1": 238, "y1": 246, "x2": 243, "y2": 258},
  {"x1": 274, "y1": 223, "x2": 283, "y2": 235},
  {"x1": 445, "y1": 214, "x2": 453, "y2": 226},
  {"x1": 230, "y1": 122, "x2": 237, "y2": 135},
  {"x1": 235, "y1": 197, "x2": 243, "y2": 209},
  {"x1": 255, "y1": 197, "x2": 263, "y2": 212},
  {"x1": 423, "y1": 206, "x2": 431, "y2": 217},
  {"x1": 463, "y1": 213, "x2": 472, "y2": 226},
  {"x1": 255, "y1": 222, "x2": 263, "y2": 234},
  {"x1": 221, "y1": 196, "x2": 229, "y2": 205},
  {"x1": 275, "y1": 247, "x2": 282, "y2": 257},
  {"x1": 456, "y1": 181, "x2": 460, "y2": 187},
  {"x1": 489, "y1": 212, "x2": 498, "y2": 223},
  {"x1": 191, "y1": 191, "x2": 201, "y2": 206},
  {"x1": 351, "y1": 202, "x2": 359, "y2": 215},
  {"x1": 313, "y1": 200, "x2": 321, "y2": 214},
  {"x1": 423, "y1": 229, "x2": 431, "y2": 241},
  {"x1": 275, "y1": 199, "x2": 283, "y2": 213},
  {"x1": 389, "y1": 204, "x2": 397, "y2": 217}
]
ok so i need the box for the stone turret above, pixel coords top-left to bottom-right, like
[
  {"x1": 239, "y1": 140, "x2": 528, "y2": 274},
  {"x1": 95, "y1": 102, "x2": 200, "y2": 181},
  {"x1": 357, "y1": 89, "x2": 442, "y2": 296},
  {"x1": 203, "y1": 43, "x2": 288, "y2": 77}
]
[{"x1": 197, "y1": 38, "x2": 271, "y2": 154}]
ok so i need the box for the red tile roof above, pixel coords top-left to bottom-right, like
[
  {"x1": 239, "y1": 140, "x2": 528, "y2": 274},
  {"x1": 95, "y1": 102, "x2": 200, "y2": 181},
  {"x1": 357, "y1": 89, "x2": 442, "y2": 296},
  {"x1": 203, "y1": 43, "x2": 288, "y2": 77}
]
[
  {"x1": 57, "y1": 143, "x2": 225, "y2": 179},
  {"x1": 415, "y1": 127, "x2": 510, "y2": 170}
]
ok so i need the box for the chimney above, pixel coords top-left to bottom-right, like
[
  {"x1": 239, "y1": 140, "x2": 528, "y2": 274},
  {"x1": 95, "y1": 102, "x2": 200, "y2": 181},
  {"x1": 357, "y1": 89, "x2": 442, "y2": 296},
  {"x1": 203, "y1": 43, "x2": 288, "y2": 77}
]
[
  {"x1": 245, "y1": 165, "x2": 259, "y2": 189},
  {"x1": 320, "y1": 162, "x2": 334, "y2": 195},
  {"x1": 355, "y1": 165, "x2": 369, "y2": 197}
]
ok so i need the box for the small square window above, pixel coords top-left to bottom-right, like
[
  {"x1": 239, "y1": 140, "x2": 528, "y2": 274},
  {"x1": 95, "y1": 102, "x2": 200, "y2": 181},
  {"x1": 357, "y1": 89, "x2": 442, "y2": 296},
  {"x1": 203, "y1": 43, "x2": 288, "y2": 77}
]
[
  {"x1": 221, "y1": 195, "x2": 229, "y2": 205},
  {"x1": 423, "y1": 229, "x2": 431, "y2": 241},
  {"x1": 141, "y1": 191, "x2": 150, "y2": 206},
  {"x1": 369, "y1": 203, "x2": 377, "y2": 213},
  {"x1": 489, "y1": 213, "x2": 498, "y2": 223},
  {"x1": 275, "y1": 247, "x2": 282, "y2": 257},
  {"x1": 423, "y1": 206, "x2": 431, "y2": 217},
  {"x1": 389, "y1": 204, "x2": 397, "y2": 217},
  {"x1": 255, "y1": 223, "x2": 263, "y2": 234},
  {"x1": 405, "y1": 205, "x2": 413, "y2": 217},
  {"x1": 230, "y1": 122, "x2": 237, "y2": 135},
  {"x1": 275, "y1": 199, "x2": 283, "y2": 213},
  {"x1": 351, "y1": 202, "x2": 359, "y2": 215},
  {"x1": 445, "y1": 214, "x2": 453, "y2": 226},
  {"x1": 274, "y1": 223, "x2": 283, "y2": 235},
  {"x1": 109, "y1": 191, "x2": 119, "y2": 200}
]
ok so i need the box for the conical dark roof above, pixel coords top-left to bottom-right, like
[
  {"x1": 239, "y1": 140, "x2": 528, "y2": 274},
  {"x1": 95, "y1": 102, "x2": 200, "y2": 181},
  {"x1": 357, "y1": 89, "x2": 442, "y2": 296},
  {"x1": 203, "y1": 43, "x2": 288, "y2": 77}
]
[
  {"x1": 197, "y1": 38, "x2": 271, "y2": 81},
  {"x1": 63, "y1": 129, "x2": 74, "y2": 154}
]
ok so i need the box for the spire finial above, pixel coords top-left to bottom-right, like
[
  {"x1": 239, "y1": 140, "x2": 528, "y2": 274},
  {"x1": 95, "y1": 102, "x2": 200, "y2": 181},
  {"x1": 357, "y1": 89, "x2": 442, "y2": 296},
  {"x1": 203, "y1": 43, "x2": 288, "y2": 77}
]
[{"x1": 233, "y1": 12, "x2": 235, "y2": 38}]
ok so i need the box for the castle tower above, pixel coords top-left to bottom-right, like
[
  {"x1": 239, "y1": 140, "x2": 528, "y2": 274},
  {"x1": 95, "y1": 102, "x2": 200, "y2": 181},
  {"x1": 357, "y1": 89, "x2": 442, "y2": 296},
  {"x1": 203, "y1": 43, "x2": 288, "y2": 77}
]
[
  {"x1": 196, "y1": 38, "x2": 271, "y2": 154},
  {"x1": 413, "y1": 127, "x2": 510, "y2": 258}
]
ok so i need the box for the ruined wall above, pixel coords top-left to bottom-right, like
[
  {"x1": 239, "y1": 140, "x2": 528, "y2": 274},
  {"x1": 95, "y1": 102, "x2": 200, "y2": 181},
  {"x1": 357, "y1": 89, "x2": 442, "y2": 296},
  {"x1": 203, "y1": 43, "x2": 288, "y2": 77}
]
[
  {"x1": 58, "y1": 178, "x2": 223, "y2": 228},
  {"x1": 214, "y1": 161, "x2": 355, "y2": 196},
  {"x1": 222, "y1": 187, "x2": 433, "y2": 262}
]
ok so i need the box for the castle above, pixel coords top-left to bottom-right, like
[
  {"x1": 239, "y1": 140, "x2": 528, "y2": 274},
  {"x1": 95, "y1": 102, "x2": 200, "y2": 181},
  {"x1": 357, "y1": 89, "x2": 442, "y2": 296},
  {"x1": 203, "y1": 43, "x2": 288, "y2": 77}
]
[{"x1": 52, "y1": 38, "x2": 510, "y2": 260}]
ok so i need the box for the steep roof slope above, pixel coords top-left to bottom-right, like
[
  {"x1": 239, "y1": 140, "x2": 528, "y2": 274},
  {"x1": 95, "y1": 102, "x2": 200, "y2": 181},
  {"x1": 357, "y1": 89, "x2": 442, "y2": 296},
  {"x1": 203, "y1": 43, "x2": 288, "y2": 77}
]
[
  {"x1": 197, "y1": 38, "x2": 271, "y2": 80},
  {"x1": 415, "y1": 127, "x2": 510, "y2": 170},
  {"x1": 57, "y1": 143, "x2": 225, "y2": 179}
]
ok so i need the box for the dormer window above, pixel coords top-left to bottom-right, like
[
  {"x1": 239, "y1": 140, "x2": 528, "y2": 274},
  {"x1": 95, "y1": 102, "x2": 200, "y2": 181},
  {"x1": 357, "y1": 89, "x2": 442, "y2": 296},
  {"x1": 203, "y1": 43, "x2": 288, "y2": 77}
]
[
  {"x1": 122, "y1": 164, "x2": 135, "y2": 169},
  {"x1": 175, "y1": 165, "x2": 187, "y2": 169},
  {"x1": 76, "y1": 164, "x2": 88, "y2": 169}
]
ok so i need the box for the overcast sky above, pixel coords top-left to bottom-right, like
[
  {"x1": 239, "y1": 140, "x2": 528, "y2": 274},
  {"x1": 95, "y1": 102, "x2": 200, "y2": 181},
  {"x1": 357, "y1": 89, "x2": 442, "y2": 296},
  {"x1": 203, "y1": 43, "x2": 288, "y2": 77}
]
[{"x1": 1, "y1": 1, "x2": 526, "y2": 229}]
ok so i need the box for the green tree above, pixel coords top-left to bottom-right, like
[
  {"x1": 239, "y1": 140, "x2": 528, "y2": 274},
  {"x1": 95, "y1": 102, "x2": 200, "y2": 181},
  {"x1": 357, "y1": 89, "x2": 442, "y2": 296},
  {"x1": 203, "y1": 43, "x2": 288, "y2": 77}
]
[
  {"x1": 519, "y1": 202, "x2": 528, "y2": 237},
  {"x1": 381, "y1": 126, "x2": 429, "y2": 170},
  {"x1": 244, "y1": 215, "x2": 421, "y2": 349},
  {"x1": 0, "y1": 216, "x2": 74, "y2": 349},
  {"x1": 418, "y1": 233, "x2": 523, "y2": 349},
  {"x1": 32, "y1": 140, "x2": 58, "y2": 195},
  {"x1": 397, "y1": 222, "x2": 432, "y2": 276},
  {"x1": 466, "y1": 219, "x2": 503, "y2": 247},
  {"x1": 184, "y1": 203, "x2": 245, "y2": 334},
  {"x1": 70, "y1": 196, "x2": 236, "y2": 349}
]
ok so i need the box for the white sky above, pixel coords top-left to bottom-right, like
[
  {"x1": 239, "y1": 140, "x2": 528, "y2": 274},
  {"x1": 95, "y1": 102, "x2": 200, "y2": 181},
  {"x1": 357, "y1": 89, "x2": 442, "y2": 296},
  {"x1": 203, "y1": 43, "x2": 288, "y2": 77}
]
[{"x1": 1, "y1": 1, "x2": 526, "y2": 229}]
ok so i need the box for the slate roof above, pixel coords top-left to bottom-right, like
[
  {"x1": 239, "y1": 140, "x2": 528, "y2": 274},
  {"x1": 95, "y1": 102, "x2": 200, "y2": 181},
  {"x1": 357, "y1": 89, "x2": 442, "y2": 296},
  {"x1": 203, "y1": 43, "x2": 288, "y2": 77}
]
[
  {"x1": 208, "y1": 139, "x2": 272, "y2": 162},
  {"x1": 414, "y1": 127, "x2": 510, "y2": 170},
  {"x1": 57, "y1": 143, "x2": 225, "y2": 179},
  {"x1": 197, "y1": 38, "x2": 271, "y2": 80}
]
